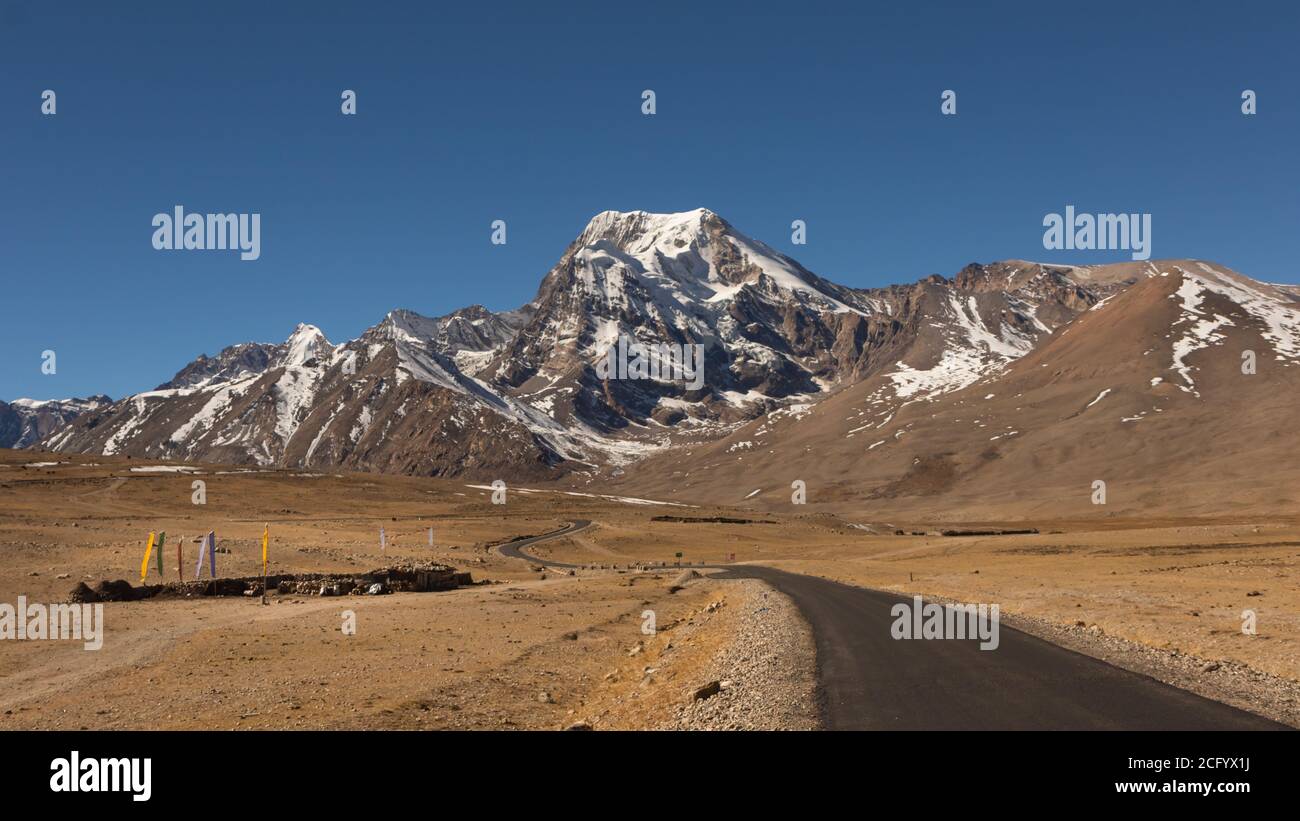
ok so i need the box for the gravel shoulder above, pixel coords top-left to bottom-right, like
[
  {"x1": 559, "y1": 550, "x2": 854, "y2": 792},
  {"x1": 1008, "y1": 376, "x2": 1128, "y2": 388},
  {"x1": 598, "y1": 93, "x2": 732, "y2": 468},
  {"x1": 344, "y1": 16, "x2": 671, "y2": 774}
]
[{"x1": 656, "y1": 577, "x2": 820, "y2": 730}]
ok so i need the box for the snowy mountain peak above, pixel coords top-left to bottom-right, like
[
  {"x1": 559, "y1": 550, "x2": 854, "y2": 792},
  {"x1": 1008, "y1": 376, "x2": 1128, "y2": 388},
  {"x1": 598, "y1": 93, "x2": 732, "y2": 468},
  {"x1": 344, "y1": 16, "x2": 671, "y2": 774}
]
[
  {"x1": 579, "y1": 207, "x2": 720, "y2": 242},
  {"x1": 560, "y1": 207, "x2": 861, "y2": 316},
  {"x1": 281, "y1": 323, "x2": 334, "y2": 367},
  {"x1": 377, "y1": 309, "x2": 439, "y2": 341}
]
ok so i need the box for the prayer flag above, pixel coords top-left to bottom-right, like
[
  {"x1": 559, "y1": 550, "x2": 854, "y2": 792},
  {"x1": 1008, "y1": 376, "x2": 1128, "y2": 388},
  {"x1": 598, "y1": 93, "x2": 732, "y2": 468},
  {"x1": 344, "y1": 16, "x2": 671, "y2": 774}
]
[{"x1": 140, "y1": 532, "x2": 156, "y2": 583}]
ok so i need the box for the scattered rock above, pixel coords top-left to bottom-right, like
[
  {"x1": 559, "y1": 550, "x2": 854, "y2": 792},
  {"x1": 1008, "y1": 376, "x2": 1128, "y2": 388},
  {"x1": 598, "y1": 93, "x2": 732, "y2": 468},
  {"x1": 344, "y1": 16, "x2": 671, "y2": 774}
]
[{"x1": 693, "y1": 680, "x2": 722, "y2": 701}]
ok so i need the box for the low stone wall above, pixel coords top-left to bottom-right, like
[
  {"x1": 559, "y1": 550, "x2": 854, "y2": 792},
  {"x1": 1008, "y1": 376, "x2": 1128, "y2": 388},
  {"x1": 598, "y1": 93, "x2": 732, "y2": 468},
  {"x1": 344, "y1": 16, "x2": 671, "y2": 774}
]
[{"x1": 69, "y1": 563, "x2": 474, "y2": 603}]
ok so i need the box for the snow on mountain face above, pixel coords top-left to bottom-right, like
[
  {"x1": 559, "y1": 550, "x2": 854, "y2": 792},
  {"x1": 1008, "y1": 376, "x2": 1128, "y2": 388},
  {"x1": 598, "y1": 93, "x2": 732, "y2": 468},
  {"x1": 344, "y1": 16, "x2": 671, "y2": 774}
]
[
  {"x1": 0, "y1": 395, "x2": 111, "y2": 449},
  {"x1": 41, "y1": 309, "x2": 580, "y2": 477},
  {"x1": 888, "y1": 291, "x2": 1034, "y2": 400},
  {"x1": 156, "y1": 342, "x2": 278, "y2": 391},
  {"x1": 37, "y1": 209, "x2": 1147, "y2": 479},
  {"x1": 281, "y1": 323, "x2": 335, "y2": 367},
  {"x1": 1164, "y1": 262, "x2": 1300, "y2": 396},
  {"x1": 573, "y1": 209, "x2": 863, "y2": 313},
  {"x1": 878, "y1": 261, "x2": 1124, "y2": 404},
  {"x1": 614, "y1": 258, "x2": 1300, "y2": 516},
  {"x1": 1188, "y1": 263, "x2": 1300, "y2": 360},
  {"x1": 488, "y1": 208, "x2": 884, "y2": 442}
]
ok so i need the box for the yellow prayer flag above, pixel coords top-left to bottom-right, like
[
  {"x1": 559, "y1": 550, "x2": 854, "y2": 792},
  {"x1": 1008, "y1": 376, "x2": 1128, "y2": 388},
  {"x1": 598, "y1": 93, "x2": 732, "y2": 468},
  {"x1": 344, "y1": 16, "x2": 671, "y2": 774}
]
[
  {"x1": 140, "y1": 531, "x2": 156, "y2": 583},
  {"x1": 261, "y1": 523, "x2": 269, "y2": 573}
]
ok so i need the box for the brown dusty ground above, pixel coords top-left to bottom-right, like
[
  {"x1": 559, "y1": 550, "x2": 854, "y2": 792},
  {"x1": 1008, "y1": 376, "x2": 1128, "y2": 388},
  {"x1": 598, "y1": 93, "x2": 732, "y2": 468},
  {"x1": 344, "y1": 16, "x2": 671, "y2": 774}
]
[
  {"x1": 1, "y1": 450, "x2": 1296, "y2": 728},
  {"x1": 535, "y1": 517, "x2": 1300, "y2": 684},
  {"x1": 0, "y1": 452, "x2": 807, "y2": 730}
]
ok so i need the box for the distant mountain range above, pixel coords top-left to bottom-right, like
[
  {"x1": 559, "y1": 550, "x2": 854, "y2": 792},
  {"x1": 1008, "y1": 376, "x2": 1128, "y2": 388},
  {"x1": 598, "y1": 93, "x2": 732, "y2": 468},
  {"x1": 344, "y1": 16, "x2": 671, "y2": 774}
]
[
  {"x1": 0, "y1": 396, "x2": 111, "y2": 449},
  {"x1": 13, "y1": 209, "x2": 1300, "y2": 515}
]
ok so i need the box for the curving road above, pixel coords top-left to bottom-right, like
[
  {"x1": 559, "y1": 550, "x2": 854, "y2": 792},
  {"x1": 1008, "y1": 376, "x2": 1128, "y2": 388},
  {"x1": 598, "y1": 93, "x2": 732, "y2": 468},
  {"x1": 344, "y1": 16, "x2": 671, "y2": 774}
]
[
  {"x1": 499, "y1": 522, "x2": 1286, "y2": 730},
  {"x1": 496, "y1": 520, "x2": 592, "y2": 567}
]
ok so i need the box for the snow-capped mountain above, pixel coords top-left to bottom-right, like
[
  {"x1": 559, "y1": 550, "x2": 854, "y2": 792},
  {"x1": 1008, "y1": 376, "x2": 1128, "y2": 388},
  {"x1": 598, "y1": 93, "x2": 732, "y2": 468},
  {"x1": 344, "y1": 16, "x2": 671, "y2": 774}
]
[
  {"x1": 486, "y1": 208, "x2": 874, "y2": 432},
  {"x1": 38, "y1": 209, "x2": 1143, "y2": 479},
  {"x1": 481, "y1": 210, "x2": 1119, "y2": 438},
  {"x1": 616, "y1": 259, "x2": 1300, "y2": 518},
  {"x1": 0, "y1": 396, "x2": 112, "y2": 449}
]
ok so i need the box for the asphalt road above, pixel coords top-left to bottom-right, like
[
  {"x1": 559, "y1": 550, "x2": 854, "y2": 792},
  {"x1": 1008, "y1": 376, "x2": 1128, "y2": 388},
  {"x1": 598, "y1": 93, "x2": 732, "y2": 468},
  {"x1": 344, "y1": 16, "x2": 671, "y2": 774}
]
[
  {"x1": 714, "y1": 565, "x2": 1285, "y2": 730},
  {"x1": 496, "y1": 519, "x2": 592, "y2": 567},
  {"x1": 499, "y1": 522, "x2": 1286, "y2": 730}
]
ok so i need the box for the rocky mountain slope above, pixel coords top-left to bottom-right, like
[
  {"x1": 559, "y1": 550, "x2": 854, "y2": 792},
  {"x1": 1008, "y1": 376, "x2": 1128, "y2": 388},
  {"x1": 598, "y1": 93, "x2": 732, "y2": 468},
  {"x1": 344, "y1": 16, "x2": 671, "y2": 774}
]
[
  {"x1": 34, "y1": 209, "x2": 1200, "y2": 489},
  {"x1": 0, "y1": 396, "x2": 112, "y2": 449},
  {"x1": 615, "y1": 260, "x2": 1300, "y2": 518}
]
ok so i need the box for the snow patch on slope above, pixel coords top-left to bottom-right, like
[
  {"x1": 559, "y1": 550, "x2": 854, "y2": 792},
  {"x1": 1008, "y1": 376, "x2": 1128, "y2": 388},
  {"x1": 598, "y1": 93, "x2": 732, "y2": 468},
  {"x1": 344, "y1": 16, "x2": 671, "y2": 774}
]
[{"x1": 888, "y1": 294, "x2": 1032, "y2": 400}]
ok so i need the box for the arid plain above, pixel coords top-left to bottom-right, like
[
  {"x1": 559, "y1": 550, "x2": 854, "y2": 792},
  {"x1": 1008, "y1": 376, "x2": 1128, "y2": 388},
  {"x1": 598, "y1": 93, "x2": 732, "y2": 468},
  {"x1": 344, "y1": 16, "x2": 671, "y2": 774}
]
[{"x1": 2, "y1": 449, "x2": 1296, "y2": 729}]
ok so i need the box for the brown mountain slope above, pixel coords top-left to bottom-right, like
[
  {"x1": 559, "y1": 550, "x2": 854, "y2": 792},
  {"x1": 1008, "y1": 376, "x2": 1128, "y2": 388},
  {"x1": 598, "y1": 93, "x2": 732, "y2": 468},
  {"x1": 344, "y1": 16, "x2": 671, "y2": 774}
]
[
  {"x1": 608, "y1": 261, "x2": 1300, "y2": 519},
  {"x1": 37, "y1": 211, "x2": 1123, "y2": 479}
]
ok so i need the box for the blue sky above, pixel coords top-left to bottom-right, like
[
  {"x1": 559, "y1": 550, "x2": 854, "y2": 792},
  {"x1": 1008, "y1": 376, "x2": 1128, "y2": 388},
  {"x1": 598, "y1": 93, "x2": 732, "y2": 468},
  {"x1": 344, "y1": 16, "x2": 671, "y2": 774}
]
[{"x1": 2, "y1": 0, "x2": 1297, "y2": 401}]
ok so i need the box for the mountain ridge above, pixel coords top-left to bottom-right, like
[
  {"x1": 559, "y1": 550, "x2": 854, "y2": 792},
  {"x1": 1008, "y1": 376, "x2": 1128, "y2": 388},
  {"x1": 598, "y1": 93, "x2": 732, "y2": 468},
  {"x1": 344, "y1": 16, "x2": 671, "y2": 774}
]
[{"x1": 22, "y1": 209, "x2": 1293, "y2": 516}]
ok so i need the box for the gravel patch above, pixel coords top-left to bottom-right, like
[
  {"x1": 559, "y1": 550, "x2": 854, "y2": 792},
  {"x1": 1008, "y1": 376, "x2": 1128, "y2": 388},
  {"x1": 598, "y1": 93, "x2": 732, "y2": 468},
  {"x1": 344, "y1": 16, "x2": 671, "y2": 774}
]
[{"x1": 659, "y1": 578, "x2": 819, "y2": 730}]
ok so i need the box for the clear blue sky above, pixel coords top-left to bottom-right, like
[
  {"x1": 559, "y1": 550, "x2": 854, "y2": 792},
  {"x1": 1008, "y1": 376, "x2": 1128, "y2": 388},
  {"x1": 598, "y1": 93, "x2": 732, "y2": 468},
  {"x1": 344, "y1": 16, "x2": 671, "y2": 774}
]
[{"x1": 2, "y1": 0, "x2": 1297, "y2": 401}]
